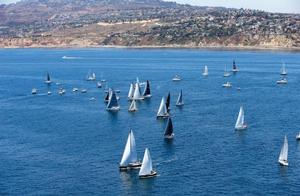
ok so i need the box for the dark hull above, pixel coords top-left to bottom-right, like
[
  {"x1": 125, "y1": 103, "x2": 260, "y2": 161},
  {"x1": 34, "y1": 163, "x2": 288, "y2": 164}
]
[{"x1": 139, "y1": 171, "x2": 157, "y2": 179}]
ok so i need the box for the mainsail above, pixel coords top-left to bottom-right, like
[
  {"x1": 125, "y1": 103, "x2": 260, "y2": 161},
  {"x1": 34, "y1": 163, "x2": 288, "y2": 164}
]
[
  {"x1": 128, "y1": 83, "x2": 134, "y2": 100},
  {"x1": 143, "y1": 80, "x2": 151, "y2": 97},
  {"x1": 139, "y1": 148, "x2": 153, "y2": 176},
  {"x1": 120, "y1": 130, "x2": 138, "y2": 166},
  {"x1": 203, "y1": 65, "x2": 208, "y2": 75},
  {"x1": 166, "y1": 92, "x2": 170, "y2": 111},
  {"x1": 128, "y1": 100, "x2": 137, "y2": 111},
  {"x1": 133, "y1": 83, "x2": 143, "y2": 100}
]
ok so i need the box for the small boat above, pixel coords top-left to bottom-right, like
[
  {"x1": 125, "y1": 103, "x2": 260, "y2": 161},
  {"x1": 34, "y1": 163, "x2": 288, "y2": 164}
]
[
  {"x1": 166, "y1": 92, "x2": 171, "y2": 112},
  {"x1": 142, "y1": 80, "x2": 152, "y2": 98},
  {"x1": 81, "y1": 89, "x2": 87, "y2": 93},
  {"x1": 164, "y1": 117, "x2": 174, "y2": 139},
  {"x1": 97, "y1": 82, "x2": 102, "y2": 88},
  {"x1": 232, "y1": 60, "x2": 239, "y2": 72},
  {"x1": 72, "y1": 88, "x2": 79, "y2": 92},
  {"x1": 202, "y1": 65, "x2": 209, "y2": 76},
  {"x1": 277, "y1": 78, "x2": 287, "y2": 84},
  {"x1": 101, "y1": 79, "x2": 106, "y2": 82},
  {"x1": 176, "y1": 90, "x2": 184, "y2": 106},
  {"x1": 222, "y1": 82, "x2": 232, "y2": 88},
  {"x1": 139, "y1": 148, "x2": 157, "y2": 179},
  {"x1": 45, "y1": 72, "x2": 52, "y2": 84},
  {"x1": 235, "y1": 106, "x2": 247, "y2": 130},
  {"x1": 223, "y1": 65, "x2": 230, "y2": 77},
  {"x1": 106, "y1": 89, "x2": 120, "y2": 111},
  {"x1": 172, "y1": 75, "x2": 181, "y2": 81},
  {"x1": 296, "y1": 132, "x2": 300, "y2": 140},
  {"x1": 47, "y1": 91, "x2": 52, "y2": 95},
  {"x1": 128, "y1": 100, "x2": 138, "y2": 112},
  {"x1": 280, "y1": 63, "x2": 287, "y2": 75},
  {"x1": 278, "y1": 135, "x2": 288, "y2": 166},
  {"x1": 133, "y1": 83, "x2": 144, "y2": 100},
  {"x1": 31, "y1": 88, "x2": 37, "y2": 94},
  {"x1": 58, "y1": 88, "x2": 66, "y2": 95},
  {"x1": 120, "y1": 130, "x2": 142, "y2": 171},
  {"x1": 127, "y1": 83, "x2": 134, "y2": 100},
  {"x1": 157, "y1": 97, "x2": 169, "y2": 118},
  {"x1": 86, "y1": 70, "x2": 96, "y2": 81}
]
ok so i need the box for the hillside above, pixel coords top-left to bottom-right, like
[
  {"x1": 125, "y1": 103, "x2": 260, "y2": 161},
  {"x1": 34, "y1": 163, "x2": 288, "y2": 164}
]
[{"x1": 0, "y1": 0, "x2": 299, "y2": 49}]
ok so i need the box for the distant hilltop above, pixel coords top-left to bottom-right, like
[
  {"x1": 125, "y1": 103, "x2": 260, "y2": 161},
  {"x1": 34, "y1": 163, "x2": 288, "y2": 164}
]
[{"x1": 0, "y1": 0, "x2": 299, "y2": 49}]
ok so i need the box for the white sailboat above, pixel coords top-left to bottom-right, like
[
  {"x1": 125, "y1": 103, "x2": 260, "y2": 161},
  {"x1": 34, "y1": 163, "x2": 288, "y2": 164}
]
[
  {"x1": 176, "y1": 90, "x2": 184, "y2": 106},
  {"x1": 31, "y1": 88, "x2": 37, "y2": 94},
  {"x1": 296, "y1": 132, "x2": 300, "y2": 140},
  {"x1": 235, "y1": 106, "x2": 247, "y2": 130},
  {"x1": 86, "y1": 70, "x2": 96, "y2": 81},
  {"x1": 119, "y1": 130, "x2": 141, "y2": 170},
  {"x1": 157, "y1": 97, "x2": 169, "y2": 118},
  {"x1": 127, "y1": 83, "x2": 134, "y2": 100},
  {"x1": 277, "y1": 77, "x2": 287, "y2": 84},
  {"x1": 172, "y1": 75, "x2": 181, "y2": 81},
  {"x1": 223, "y1": 65, "x2": 230, "y2": 77},
  {"x1": 128, "y1": 100, "x2": 138, "y2": 112},
  {"x1": 280, "y1": 63, "x2": 287, "y2": 75},
  {"x1": 202, "y1": 65, "x2": 208, "y2": 76},
  {"x1": 278, "y1": 135, "x2": 288, "y2": 166},
  {"x1": 139, "y1": 148, "x2": 157, "y2": 178},
  {"x1": 133, "y1": 83, "x2": 144, "y2": 100}
]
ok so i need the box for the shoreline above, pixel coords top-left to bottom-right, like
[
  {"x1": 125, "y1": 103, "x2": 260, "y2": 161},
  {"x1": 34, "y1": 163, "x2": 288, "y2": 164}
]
[{"x1": 1, "y1": 44, "x2": 300, "y2": 51}]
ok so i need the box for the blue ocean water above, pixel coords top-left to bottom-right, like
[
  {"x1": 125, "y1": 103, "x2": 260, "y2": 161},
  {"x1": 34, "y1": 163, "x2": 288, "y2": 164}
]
[{"x1": 0, "y1": 48, "x2": 300, "y2": 195}]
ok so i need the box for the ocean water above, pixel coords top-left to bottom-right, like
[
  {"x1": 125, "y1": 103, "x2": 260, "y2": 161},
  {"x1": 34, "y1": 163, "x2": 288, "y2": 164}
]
[{"x1": 0, "y1": 48, "x2": 300, "y2": 195}]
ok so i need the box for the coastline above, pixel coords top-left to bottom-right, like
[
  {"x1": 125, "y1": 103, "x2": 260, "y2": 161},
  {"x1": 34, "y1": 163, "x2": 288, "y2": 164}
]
[{"x1": 1, "y1": 44, "x2": 300, "y2": 51}]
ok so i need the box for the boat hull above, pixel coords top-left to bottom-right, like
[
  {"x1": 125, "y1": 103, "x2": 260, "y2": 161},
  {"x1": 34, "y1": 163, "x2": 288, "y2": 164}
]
[
  {"x1": 119, "y1": 162, "x2": 142, "y2": 171},
  {"x1": 176, "y1": 103, "x2": 184, "y2": 106},
  {"x1": 139, "y1": 171, "x2": 157, "y2": 179},
  {"x1": 235, "y1": 125, "x2": 247, "y2": 130},
  {"x1": 278, "y1": 160, "x2": 288, "y2": 166},
  {"x1": 106, "y1": 106, "x2": 120, "y2": 111},
  {"x1": 164, "y1": 134, "x2": 174, "y2": 139}
]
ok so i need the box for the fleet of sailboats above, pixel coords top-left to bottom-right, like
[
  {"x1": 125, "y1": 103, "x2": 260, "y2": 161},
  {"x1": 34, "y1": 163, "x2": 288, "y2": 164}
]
[
  {"x1": 278, "y1": 135, "x2": 288, "y2": 166},
  {"x1": 119, "y1": 130, "x2": 142, "y2": 170},
  {"x1": 235, "y1": 106, "x2": 247, "y2": 130}
]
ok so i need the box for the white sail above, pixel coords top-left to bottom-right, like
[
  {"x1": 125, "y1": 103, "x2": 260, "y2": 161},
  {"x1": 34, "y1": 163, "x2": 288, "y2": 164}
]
[
  {"x1": 92, "y1": 72, "x2": 96, "y2": 79},
  {"x1": 120, "y1": 130, "x2": 138, "y2": 166},
  {"x1": 136, "y1": 77, "x2": 140, "y2": 84},
  {"x1": 157, "y1": 97, "x2": 168, "y2": 117},
  {"x1": 133, "y1": 83, "x2": 143, "y2": 100},
  {"x1": 279, "y1": 135, "x2": 288, "y2": 162},
  {"x1": 139, "y1": 148, "x2": 153, "y2": 176},
  {"x1": 224, "y1": 65, "x2": 230, "y2": 77},
  {"x1": 203, "y1": 65, "x2": 208, "y2": 76},
  {"x1": 176, "y1": 90, "x2": 183, "y2": 105},
  {"x1": 128, "y1": 100, "x2": 138, "y2": 111},
  {"x1": 235, "y1": 106, "x2": 245, "y2": 129},
  {"x1": 128, "y1": 83, "x2": 134, "y2": 99},
  {"x1": 281, "y1": 63, "x2": 287, "y2": 75}
]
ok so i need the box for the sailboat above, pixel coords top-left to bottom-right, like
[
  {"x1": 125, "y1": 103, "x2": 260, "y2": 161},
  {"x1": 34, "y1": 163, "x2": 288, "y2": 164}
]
[
  {"x1": 222, "y1": 82, "x2": 232, "y2": 88},
  {"x1": 119, "y1": 130, "x2": 142, "y2": 170},
  {"x1": 166, "y1": 92, "x2": 171, "y2": 112},
  {"x1": 157, "y1": 97, "x2": 169, "y2": 118},
  {"x1": 235, "y1": 106, "x2": 247, "y2": 130},
  {"x1": 278, "y1": 135, "x2": 288, "y2": 166},
  {"x1": 296, "y1": 132, "x2": 300, "y2": 140},
  {"x1": 139, "y1": 148, "x2": 157, "y2": 178},
  {"x1": 127, "y1": 83, "x2": 134, "y2": 100},
  {"x1": 164, "y1": 118, "x2": 174, "y2": 139},
  {"x1": 86, "y1": 70, "x2": 96, "y2": 81},
  {"x1": 106, "y1": 89, "x2": 120, "y2": 111},
  {"x1": 128, "y1": 100, "x2": 138, "y2": 112},
  {"x1": 45, "y1": 72, "x2": 52, "y2": 84},
  {"x1": 133, "y1": 83, "x2": 144, "y2": 100},
  {"x1": 142, "y1": 80, "x2": 152, "y2": 98},
  {"x1": 31, "y1": 88, "x2": 37, "y2": 94},
  {"x1": 176, "y1": 90, "x2": 184, "y2": 106},
  {"x1": 202, "y1": 65, "x2": 209, "y2": 76},
  {"x1": 232, "y1": 60, "x2": 238, "y2": 72},
  {"x1": 97, "y1": 82, "x2": 102, "y2": 88},
  {"x1": 280, "y1": 63, "x2": 287, "y2": 75},
  {"x1": 172, "y1": 75, "x2": 181, "y2": 81},
  {"x1": 276, "y1": 77, "x2": 288, "y2": 84},
  {"x1": 223, "y1": 65, "x2": 230, "y2": 77}
]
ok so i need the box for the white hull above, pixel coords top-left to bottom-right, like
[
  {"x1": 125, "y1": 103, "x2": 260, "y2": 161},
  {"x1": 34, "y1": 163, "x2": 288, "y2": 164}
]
[
  {"x1": 164, "y1": 133, "x2": 174, "y2": 139},
  {"x1": 222, "y1": 83, "x2": 232, "y2": 88},
  {"x1": 277, "y1": 80, "x2": 287, "y2": 84},
  {"x1": 106, "y1": 106, "x2": 120, "y2": 111},
  {"x1": 223, "y1": 73, "x2": 230, "y2": 77},
  {"x1": 232, "y1": 69, "x2": 239, "y2": 72},
  {"x1": 202, "y1": 73, "x2": 208, "y2": 76},
  {"x1": 157, "y1": 114, "x2": 169, "y2": 119},
  {"x1": 119, "y1": 161, "x2": 142, "y2": 171},
  {"x1": 235, "y1": 125, "x2": 247, "y2": 130},
  {"x1": 278, "y1": 159, "x2": 288, "y2": 166},
  {"x1": 45, "y1": 80, "x2": 52, "y2": 84}
]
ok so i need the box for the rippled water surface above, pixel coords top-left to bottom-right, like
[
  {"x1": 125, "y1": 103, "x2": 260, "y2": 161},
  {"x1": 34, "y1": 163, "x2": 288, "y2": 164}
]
[{"x1": 0, "y1": 48, "x2": 300, "y2": 195}]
